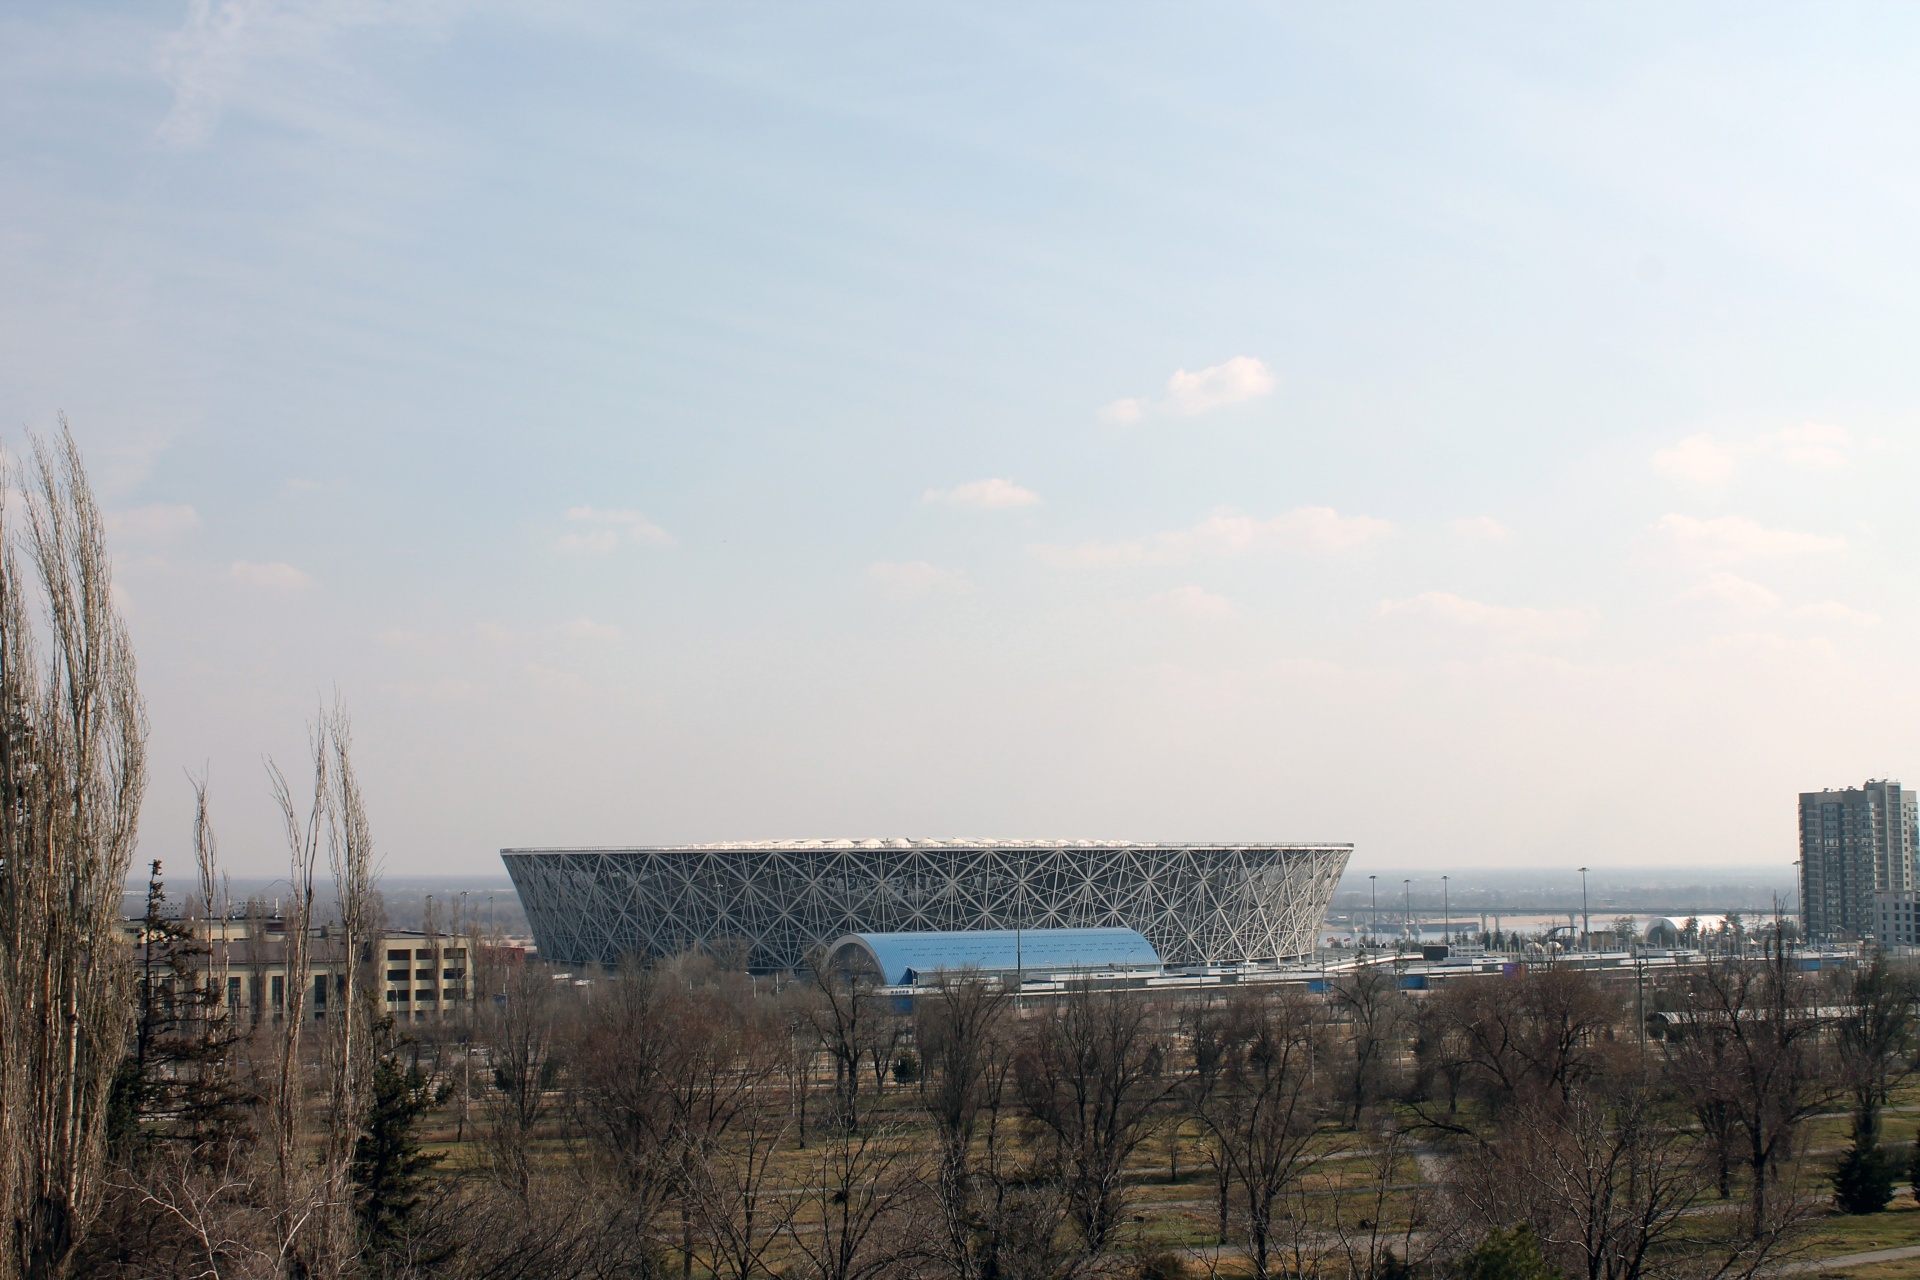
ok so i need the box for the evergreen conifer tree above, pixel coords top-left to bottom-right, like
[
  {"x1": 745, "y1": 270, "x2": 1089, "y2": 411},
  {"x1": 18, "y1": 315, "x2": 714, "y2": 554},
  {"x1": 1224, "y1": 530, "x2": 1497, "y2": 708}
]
[
  {"x1": 352, "y1": 1050, "x2": 447, "y2": 1249},
  {"x1": 1458, "y1": 1224, "x2": 1560, "y2": 1280}
]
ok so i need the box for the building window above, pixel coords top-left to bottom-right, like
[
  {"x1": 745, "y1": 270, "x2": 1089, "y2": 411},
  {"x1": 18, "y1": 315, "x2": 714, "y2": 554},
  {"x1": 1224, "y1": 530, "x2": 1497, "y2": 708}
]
[
  {"x1": 271, "y1": 975, "x2": 285, "y2": 1008},
  {"x1": 313, "y1": 975, "x2": 328, "y2": 1009},
  {"x1": 387, "y1": 950, "x2": 409, "y2": 961}
]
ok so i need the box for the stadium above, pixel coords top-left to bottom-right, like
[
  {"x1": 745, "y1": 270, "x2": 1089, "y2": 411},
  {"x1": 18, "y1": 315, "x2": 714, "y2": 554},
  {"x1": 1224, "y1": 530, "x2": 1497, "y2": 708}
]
[{"x1": 502, "y1": 840, "x2": 1351, "y2": 973}]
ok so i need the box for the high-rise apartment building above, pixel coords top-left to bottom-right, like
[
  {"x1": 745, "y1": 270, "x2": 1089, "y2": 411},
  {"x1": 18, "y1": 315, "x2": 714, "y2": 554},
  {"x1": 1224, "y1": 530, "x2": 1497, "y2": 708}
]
[{"x1": 1800, "y1": 779, "x2": 1919, "y2": 941}]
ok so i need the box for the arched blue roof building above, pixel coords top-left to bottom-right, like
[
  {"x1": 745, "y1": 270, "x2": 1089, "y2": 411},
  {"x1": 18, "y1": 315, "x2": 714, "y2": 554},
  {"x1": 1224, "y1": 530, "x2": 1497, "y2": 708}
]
[{"x1": 828, "y1": 927, "x2": 1161, "y2": 986}]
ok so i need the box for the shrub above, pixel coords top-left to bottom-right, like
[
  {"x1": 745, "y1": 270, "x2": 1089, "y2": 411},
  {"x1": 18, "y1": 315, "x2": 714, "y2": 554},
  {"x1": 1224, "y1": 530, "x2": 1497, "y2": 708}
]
[
  {"x1": 1458, "y1": 1223, "x2": 1559, "y2": 1280},
  {"x1": 1135, "y1": 1250, "x2": 1186, "y2": 1280}
]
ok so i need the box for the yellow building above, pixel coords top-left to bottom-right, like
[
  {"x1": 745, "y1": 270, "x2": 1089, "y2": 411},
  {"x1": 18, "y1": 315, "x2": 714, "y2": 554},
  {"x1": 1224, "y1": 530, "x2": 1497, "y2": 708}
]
[{"x1": 127, "y1": 915, "x2": 476, "y2": 1021}]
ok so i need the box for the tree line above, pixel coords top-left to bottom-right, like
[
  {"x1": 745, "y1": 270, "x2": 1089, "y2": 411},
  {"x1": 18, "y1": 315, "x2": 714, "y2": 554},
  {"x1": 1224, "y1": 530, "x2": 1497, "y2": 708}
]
[{"x1": 88, "y1": 922, "x2": 1920, "y2": 1280}]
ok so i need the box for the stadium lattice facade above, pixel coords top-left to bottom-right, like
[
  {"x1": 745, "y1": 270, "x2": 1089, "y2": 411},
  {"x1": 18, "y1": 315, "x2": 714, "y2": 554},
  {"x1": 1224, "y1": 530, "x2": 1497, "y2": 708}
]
[{"x1": 502, "y1": 840, "x2": 1351, "y2": 972}]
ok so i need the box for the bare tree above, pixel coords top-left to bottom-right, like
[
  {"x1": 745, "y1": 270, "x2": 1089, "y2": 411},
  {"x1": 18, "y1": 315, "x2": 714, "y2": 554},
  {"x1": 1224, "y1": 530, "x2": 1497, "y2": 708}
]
[
  {"x1": 807, "y1": 954, "x2": 879, "y2": 1132},
  {"x1": 1664, "y1": 951, "x2": 1832, "y2": 1228},
  {"x1": 1833, "y1": 951, "x2": 1917, "y2": 1154},
  {"x1": 1328, "y1": 964, "x2": 1404, "y2": 1128},
  {"x1": 264, "y1": 729, "x2": 330, "y2": 1276},
  {"x1": 320, "y1": 701, "x2": 379, "y2": 1269},
  {"x1": 789, "y1": 1123, "x2": 925, "y2": 1280},
  {"x1": 1179, "y1": 995, "x2": 1239, "y2": 1243},
  {"x1": 0, "y1": 425, "x2": 148, "y2": 1280},
  {"x1": 1325, "y1": 1126, "x2": 1444, "y2": 1280},
  {"x1": 573, "y1": 961, "x2": 676, "y2": 1212},
  {"x1": 1189, "y1": 989, "x2": 1328, "y2": 1280},
  {"x1": 778, "y1": 983, "x2": 822, "y2": 1149},
  {"x1": 1016, "y1": 984, "x2": 1177, "y2": 1258},
  {"x1": 916, "y1": 973, "x2": 1015, "y2": 1280},
  {"x1": 583, "y1": 956, "x2": 789, "y2": 1280},
  {"x1": 1422, "y1": 968, "x2": 1619, "y2": 1115},
  {"x1": 482, "y1": 963, "x2": 567, "y2": 1201},
  {"x1": 1446, "y1": 1069, "x2": 1803, "y2": 1280},
  {"x1": 684, "y1": 1091, "x2": 795, "y2": 1280}
]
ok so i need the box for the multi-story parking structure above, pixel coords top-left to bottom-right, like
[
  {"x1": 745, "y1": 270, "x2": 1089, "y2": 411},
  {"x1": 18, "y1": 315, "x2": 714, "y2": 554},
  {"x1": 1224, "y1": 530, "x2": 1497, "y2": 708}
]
[{"x1": 502, "y1": 839, "x2": 1351, "y2": 972}]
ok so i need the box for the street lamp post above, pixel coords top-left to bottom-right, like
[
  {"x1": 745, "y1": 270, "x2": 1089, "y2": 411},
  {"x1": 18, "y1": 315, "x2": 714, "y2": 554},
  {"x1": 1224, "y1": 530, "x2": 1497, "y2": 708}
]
[
  {"x1": 1579, "y1": 867, "x2": 1589, "y2": 955},
  {"x1": 1403, "y1": 879, "x2": 1412, "y2": 949},
  {"x1": 1369, "y1": 875, "x2": 1377, "y2": 949},
  {"x1": 1442, "y1": 875, "x2": 1450, "y2": 952}
]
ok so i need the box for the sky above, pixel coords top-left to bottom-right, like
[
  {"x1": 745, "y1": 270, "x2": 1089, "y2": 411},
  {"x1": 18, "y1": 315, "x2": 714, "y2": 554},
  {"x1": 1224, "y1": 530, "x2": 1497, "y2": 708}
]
[{"x1": 4, "y1": 2, "x2": 1919, "y2": 878}]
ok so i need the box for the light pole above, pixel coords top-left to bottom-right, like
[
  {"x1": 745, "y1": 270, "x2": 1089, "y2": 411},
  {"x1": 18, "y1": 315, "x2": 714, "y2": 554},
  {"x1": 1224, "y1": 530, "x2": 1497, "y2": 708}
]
[
  {"x1": 1790, "y1": 860, "x2": 1801, "y2": 948},
  {"x1": 1403, "y1": 879, "x2": 1412, "y2": 948},
  {"x1": 1442, "y1": 875, "x2": 1450, "y2": 953},
  {"x1": 1369, "y1": 875, "x2": 1377, "y2": 948},
  {"x1": 1579, "y1": 867, "x2": 1589, "y2": 954}
]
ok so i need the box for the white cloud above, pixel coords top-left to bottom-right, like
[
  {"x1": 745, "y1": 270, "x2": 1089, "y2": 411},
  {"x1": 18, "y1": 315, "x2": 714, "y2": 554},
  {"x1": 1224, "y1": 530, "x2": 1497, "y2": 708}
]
[
  {"x1": 1449, "y1": 516, "x2": 1510, "y2": 541},
  {"x1": 230, "y1": 560, "x2": 310, "y2": 589},
  {"x1": 1652, "y1": 424, "x2": 1852, "y2": 484},
  {"x1": 557, "y1": 506, "x2": 674, "y2": 553},
  {"x1": 374, "y1": 627, "x2": 427, "y2": 649},
  {"x1": 525, "y1": 662, "x2": 591, "y2": 698},
  {"x1": 1144, "y1": 585, "x2": 1240, "y2": 620},
  {"x1": 1678, "y1": 573, "x2": 1782, "y2": 613},
  {"x1": 1033, "y1": 540, "x2": 1154, "y2": 570},
  {"x1": 555, "y1": 529, "x2": 620, "y2": 554},
  {"x1": 923, "y1": 478, "x2": 1041, "y2": 509},
  {"x1": 561, "y1": 616, "x2": 621, "y2": 641},
  {"x1": 1169, "y1": 508, "x2": 1393, "y2": 555},
  {"x1": 1766, "y1": 423, "x2": 1852, "y2": 469},
  {"x1": 868, "y1": 561, "x2": 973, "y2": 600},
  {"x1": 474, "y1": 622, "x2": 516, "y2": 646},
  {"x1": 1653, "y1": 514, "x2": 1845, "y2": 568},
  {"x1": 1100, "y1": 356, "x2": 1276, "y2": 423},
  {"x1": 380, "y1": 678, "x2": 476, "y2": 703},
  {"x1": 1651, "y1": 435, "x2": 1740, "y2": 484},
  {"x1": 1377, "y1": 592, "x2": 1597, "y2": 645},
  {"x1": 1032, "y1": 506, "x2": 1392, "y2": 569},
  {"x1": 158, "y1": 0, "x2": 442, "y2": 146},
  {"x1": 108, "y1": 504, "x2": 201, "y2": 539},
  {"x1": 1796, "y1": 600, "x2": 1881, "y2": 627}
]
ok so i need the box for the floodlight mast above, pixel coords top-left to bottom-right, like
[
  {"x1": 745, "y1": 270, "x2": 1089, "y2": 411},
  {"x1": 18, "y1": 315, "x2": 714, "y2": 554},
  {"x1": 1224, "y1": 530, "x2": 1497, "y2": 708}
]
[
  {"x1": 1016, "y1": 848, "x2": 1025, "y2": 983},
  {"x1": 1580, "y1": 866, "x2": 1590, "y2": 954}
]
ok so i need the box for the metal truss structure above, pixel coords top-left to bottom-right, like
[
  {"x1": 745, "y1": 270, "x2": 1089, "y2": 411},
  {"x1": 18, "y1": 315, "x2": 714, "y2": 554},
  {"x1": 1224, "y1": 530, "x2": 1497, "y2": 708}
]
[{"x1": 502, "y1": 840, "x2": 1351, "y2": 972}]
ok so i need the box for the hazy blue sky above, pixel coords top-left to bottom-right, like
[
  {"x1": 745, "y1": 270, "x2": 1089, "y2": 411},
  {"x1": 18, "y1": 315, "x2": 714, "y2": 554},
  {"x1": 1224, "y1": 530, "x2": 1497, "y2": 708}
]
[{"x1": 5, "y1": 3, "x2": 1918, "y2": 875}]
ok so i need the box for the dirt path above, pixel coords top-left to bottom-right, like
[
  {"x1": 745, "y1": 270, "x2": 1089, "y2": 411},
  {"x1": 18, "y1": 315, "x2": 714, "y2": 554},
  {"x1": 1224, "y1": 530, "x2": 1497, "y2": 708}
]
[{"x1": 1765, "y1": 1243, "x2": 1920, "y2": 1275}]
